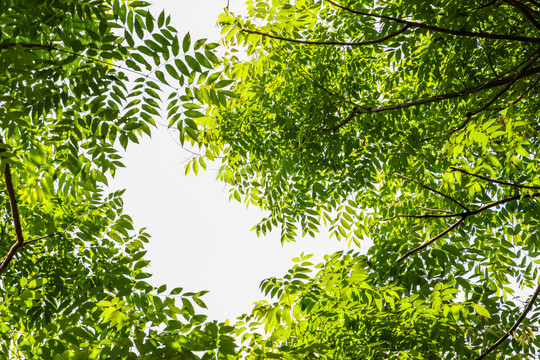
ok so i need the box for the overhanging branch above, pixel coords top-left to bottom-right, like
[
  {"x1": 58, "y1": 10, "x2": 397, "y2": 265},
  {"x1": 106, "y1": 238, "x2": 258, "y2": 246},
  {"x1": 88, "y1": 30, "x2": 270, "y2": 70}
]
[
  {"x1": 422, "y1": 51, "x2": 540, "y2": 141},
  {"x1": 323, "y1": 65, "x2": 540, "y2": 131},
  {"x1": 241, "y1": 24, "x2": 411, "y2": 46},
  {"x1": 0, "y1": 141, "x2": 25, "y2": 274},
  {"x1": 389, "y1": 171, "x2": 540, "y2": 259},
  {"x1": 0, "y1": 149, "x2": 23, "y2": 245},
  {"x1": 326, "y1": 0, "x2": 540, "y2": 44},
  {"x1": 397, "y1": 217, "x2": 465, "y2": 262},
  {"x1": 475, "y1": 281, "x2": 540, "y2": 359}
]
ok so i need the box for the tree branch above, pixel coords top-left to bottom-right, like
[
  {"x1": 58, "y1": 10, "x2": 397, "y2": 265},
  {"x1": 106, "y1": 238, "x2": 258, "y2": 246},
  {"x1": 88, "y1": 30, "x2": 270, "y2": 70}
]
[
  {"x1": 468, "y1": 192, "x2": 540, "y2": 216},
  {"x1": 504, "y1": 0, "x2": 540, "y2": 30},
  {"x1": 388, "y1": 192, "x2": 540, "y2": 223},
  {"x1": 397, "y1": 217, "x2": 465, "y2": 262},
  {"x1": 21, "y1": 216, "x2": 81, "y2": 246},
  {"x1": 323, "y1": 65, "x2": 540, "y2": 131},
  {"x1": 475, "y1": 281, "x2": 540, "y2": 360},
  {"x1": 509, "y1": 0, "x2": 540, "y2": 18},
  {"x1": 0, "y1": 42, "x2": 55, "y2": 51},
  {"x1": 0, "y1": 151, "x2": 23, "y2": 245},
  {"x1": 241, "y1": 24, "x2": 411, "y2": 46},
  {"x1": 390, "y1": 186, "x2": 539, "y2": 260},
  {"x1": 396, "y1": 173, "x2": 470, "y2": 211},
  {"x1": 422, "y1": 51, "x2": 540, "y2": 142},
  {"x1": 22, "y1": 232, "x2": 60, "y2": 246},
  {"x1": 0, "y1": 141, "x2": 25, "y2": 274},
  {"x1": 450, "y1": 167, "x2": 540, "y2": 190},
  {"x1": 325, "y1": 0, "x2": 540, "y2": 43},
  {"x1": 527, "y1": 0, "x2": 540, "y2": 8}
]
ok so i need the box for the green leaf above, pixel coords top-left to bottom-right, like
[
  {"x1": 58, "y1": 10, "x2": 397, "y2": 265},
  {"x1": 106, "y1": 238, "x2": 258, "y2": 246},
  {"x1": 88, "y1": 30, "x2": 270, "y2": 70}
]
[
  {"x1": 194, "y1": 38, "x2": 206, "y2": 51},
  {"x1": 175, "y1": 59, "x2": 190, "y2": 76},
  {"x1": 195, "y1": 52, "x2": 213, "y2": 69},
  {"x1": 166, "y1": 64, "x2": 180, "y2": 80},
  {"x1": 172, "y1": 35, "x2": 180, "y2": 56},
  {"x1": 472, "y1": 304, "x2": 491, "y2": 318},
  {"x1": 185, "y1": 55, "x2": 202, "y2": 73},
  {"x1": 182, "y1": 32, "x2": 191, "y2": 53}
]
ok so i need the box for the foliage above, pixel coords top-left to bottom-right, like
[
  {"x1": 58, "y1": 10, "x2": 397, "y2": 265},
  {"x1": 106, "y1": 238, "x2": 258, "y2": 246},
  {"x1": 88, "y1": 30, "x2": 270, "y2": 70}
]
[
  {"x1": 0, "y1": 0, "x2": 237, "y2": 358},
  {"x1": 187, "y1": 0, "x2": 540, "y2": 358}
]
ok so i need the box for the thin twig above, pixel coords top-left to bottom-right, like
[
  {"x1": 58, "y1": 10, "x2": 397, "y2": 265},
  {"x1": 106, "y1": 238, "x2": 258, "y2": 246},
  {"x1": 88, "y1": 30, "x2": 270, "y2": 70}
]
[
  {"x1": 475, "y1": 281, "x2": 540, "y2": 359},
  {"x1": 487, "y1": 74, "x2": 540, "y2": 112},
  {"x1": 0, "y1": 148, "x2": 23, "y2": 245},
  {"x1": 450, "y1": 167, "x2": 540, "y2": 190},
  {"x1": 241, "y1": 24, "x2": 411, "y2": 46},
  {"x1": 396, "y1": 173, "x2": 470, "y2": 211},
  {"x1": 325, "y1": 0, "x2": 540, "y2": 44},
  {"x1": 417, "y1": 206, "x2": 453, "y2": 214},
  {"x1": 22, "y1": 216, "x2": 80, "y2": 246},
  {"x1": 397, "y1": 218, "x2": 465, "y2": 262},
  {"x1": 23, "y1": 232, "x2": 60, "y2": 246},
  {"x1": 527, "y1": 0, "x2": 540, "y2": 8},
  {"x1": 388, "y1": 192, "x2": 540, "y2": 223}
]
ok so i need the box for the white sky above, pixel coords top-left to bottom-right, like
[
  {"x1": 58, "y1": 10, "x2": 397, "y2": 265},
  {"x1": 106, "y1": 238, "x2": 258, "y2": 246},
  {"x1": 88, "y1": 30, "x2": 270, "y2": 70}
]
[{"x1": 109, "y1": 0, "x2": 358, "y2": 322}]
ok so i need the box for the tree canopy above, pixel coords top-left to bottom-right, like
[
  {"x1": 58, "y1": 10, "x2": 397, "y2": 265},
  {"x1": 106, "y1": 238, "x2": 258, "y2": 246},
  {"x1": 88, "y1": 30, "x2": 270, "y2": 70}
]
[
  {"x1": 2, "y1": 0, "x2": 540, "y2": 359},
  {"x1": 193, "y1": 0, "x2": 540, "y2": 358},
  {"x1": 0, "y1": 0, "x2": 236, "y2": 358}
]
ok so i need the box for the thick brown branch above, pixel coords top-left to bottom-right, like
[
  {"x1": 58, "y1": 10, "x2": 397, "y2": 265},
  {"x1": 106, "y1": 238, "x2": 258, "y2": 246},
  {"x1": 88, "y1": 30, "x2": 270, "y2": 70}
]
[
  {"x1": 527, "y1": 0, "x2": 540, "y2": 8},
  {"x1": 242, "y1": 24, "x2": 411, "y2": 46},
  {"x1": 324, "y1": 65, "x2": 540, "y2": 131},
  {"x1": 0, "y1": 141, "x2": 25, "y2": 274},
  {"x1": 451, "y1": 167, "x2": 540, "y2": 190},
  {"x1": 326, "y1": 0, "x2": 540, "y2": 43},
  {"x1": 397, "y1": 218, "x2": 465, "y2": 262},
  {"x1": 0, "y1": 242, "x2": 24, "y2": 274},
  {"x1": 0, "y1": 151, "x2": 23, "y2": 245},
  {"x1": 423, "y1": 51, "x2": 540, "y2": 141},
  {"x1": 396, "y1": 173, "x2": 470, "y2": 211},
  {"x1": 509, "y1": 0, "x2": 540, "y2": 17},
  {"x1": 388, "y1": 192, "x2": 540, "y2": 223},
  {"x1": 475, "y1": 281, "x2": 540, "y2": 360}
]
